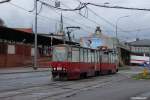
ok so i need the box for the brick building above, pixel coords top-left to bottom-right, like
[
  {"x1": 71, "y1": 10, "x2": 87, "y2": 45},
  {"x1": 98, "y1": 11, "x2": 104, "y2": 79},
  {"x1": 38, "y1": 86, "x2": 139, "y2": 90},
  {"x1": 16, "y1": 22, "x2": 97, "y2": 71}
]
[{"x1": 0, "y1": 26, "x2": 77, "y2": 68}]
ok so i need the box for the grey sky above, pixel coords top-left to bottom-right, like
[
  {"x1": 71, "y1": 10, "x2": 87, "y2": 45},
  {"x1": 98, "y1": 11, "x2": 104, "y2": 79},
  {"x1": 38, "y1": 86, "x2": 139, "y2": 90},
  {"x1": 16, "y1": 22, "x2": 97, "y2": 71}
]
[{"x1": 0, "y1": 0, "x2": 150, "y2": 41}]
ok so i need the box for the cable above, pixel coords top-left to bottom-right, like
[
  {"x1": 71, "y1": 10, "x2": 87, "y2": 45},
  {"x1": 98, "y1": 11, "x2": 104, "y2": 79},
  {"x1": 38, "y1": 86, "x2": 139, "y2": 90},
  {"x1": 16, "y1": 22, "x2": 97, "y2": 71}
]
[
  {"x1": 87, "y1": 3, "x2": 150, "y2": 12},
  {"x1": 38, "y1": 1, "x2": 150, "y2": 12},
  {"x1": 58, "y1": 1, "x2": 96, "y2": 29},
  {"x1": 9, "y1": 2, "x2": 31, "y2": 12},
  {"x1": 8, "y1": 2, "x2": 72, "y2": 27},
  {"x1": 38, "y1": 0, "x2": 87, "y2": 11},
  {"x1": 42, "y1": 0, "x2": 94, "y2": 33},
  {"x1": 0, "y1": 0, "x2": 10, "y2": 3},
  {"x1": 59, "y1": 0, "x2": 100, "y2": 26},
  {"x1": 87, "y1": 7, "x2": 128, "y2": 33}
]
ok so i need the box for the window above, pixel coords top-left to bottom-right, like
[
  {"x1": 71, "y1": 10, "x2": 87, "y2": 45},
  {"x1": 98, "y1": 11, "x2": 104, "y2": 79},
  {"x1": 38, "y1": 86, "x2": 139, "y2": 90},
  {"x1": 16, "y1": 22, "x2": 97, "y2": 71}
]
[
  {"x1": 91, "y1": 50, "x2": 95, "y2": 63},
  {"x1": 102, "y1": 52, "x2": 108, "y2": 63},
  {"x1": 67, "y1": 47, "x2": 72, "y2": 62},
  {"x1": 80, "y1": 48, "x2": 84, "y2": 62},
  {"x1": 52, "y1": 46, "x2": 67, "y2": 61},
  {"x1": 88, "y1": 49, "x2": 91, "y2": 63},
  {"x1": 72, "y1": 47, "x2": 79, "y2": 62},
  {"x1": 84, "y1": 49, "x2": 88, "y2": 62},
  {"x1": 94, "y1": 50, "x2": 97, "y2": 63},
  {"x1": 7, "y1": 45, "x2": 15, "y2": 54},
  {"x1": 0, "y1": 43, "x2": 7, "y2": 54}
]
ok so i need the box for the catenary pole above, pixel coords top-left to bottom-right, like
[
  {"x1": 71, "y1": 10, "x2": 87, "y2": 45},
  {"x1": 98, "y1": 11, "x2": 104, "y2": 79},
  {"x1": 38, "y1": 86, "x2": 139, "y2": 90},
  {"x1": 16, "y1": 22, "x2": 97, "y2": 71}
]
[{"x1": 34, "y1": 0, "x2": 38, "y2": 70}]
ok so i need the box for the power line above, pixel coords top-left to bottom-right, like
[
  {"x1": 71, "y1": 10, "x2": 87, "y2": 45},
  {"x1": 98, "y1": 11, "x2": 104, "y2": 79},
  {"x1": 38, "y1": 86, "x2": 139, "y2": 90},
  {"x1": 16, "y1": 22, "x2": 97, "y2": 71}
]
[
  {"x1": 37, "y1": 0, "x2": 150, "y2": 12},
  {"x1": 0, "y1": 0, "x2": 10, "y2": 3},
  {"x1": 56, "y1": 0, "x2": 96, "y2": 29},
  {"x1": 38, "y1": 0, "x2": 86, "y2": 11},
  {"x1": 87, "y1": 3, "x2": 150, "y2": 12},
  {"x1": 9, "y1": 2, "x2": 31, "y2": 12},
  {"x1": 8, "y1": 2, "x2": 73, "y2": 29},
  {"x1": 87, "y1": 7, "x2": 126, "y2": 31},
  {"x1": 75, "y1": 0, "x2": 129, "y2": 32},
  {"x1": 9, "y1": 1, "x2": 91, "y2": 34},
  {"x1": 38, "y1": 0, "x2": 94, "y2": 33},
  {"x1": 51, "y1": 8, "x2": 94, "y2": 31},
  {"x1": 59, "y1": 0, "x2": 100, "y2": 26}
]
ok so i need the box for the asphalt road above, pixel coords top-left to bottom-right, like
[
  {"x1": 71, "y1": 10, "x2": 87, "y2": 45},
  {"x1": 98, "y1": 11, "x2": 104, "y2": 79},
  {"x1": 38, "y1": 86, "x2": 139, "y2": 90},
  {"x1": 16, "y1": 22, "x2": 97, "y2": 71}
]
[{"x1": 0, "y1": 67, "x2": 150, "y2": 100}]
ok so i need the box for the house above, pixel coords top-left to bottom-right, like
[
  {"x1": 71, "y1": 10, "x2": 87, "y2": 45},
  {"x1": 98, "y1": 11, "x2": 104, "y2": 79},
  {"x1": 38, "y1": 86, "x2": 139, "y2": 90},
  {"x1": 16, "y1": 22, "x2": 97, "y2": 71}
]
[
  {"x1": 128, "y1": 38, "x2": 150, "y2": 65},
  {"x1": 0, "y1": 26, "x2": 77, "y2": 68}
]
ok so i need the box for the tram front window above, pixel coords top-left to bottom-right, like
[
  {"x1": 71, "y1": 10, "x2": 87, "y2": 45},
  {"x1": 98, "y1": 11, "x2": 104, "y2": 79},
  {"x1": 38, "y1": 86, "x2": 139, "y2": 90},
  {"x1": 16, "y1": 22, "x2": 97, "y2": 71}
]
[{"x1": 52, "y1": 47, "x2": 67, "y2": 61}]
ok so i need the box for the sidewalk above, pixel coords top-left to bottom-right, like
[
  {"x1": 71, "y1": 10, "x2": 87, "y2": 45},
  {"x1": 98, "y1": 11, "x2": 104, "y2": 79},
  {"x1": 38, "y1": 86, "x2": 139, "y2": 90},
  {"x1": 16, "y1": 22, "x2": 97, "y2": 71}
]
[{"x1": 0, "y1": 67, "x2": 51, "y2": 74}]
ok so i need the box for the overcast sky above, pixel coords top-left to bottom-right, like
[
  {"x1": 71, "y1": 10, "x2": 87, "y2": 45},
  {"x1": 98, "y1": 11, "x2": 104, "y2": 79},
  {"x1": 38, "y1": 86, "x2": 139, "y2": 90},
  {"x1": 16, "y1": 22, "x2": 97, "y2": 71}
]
[{"x1": 0, "y1": 0, "x2": 150, "y2": 41}]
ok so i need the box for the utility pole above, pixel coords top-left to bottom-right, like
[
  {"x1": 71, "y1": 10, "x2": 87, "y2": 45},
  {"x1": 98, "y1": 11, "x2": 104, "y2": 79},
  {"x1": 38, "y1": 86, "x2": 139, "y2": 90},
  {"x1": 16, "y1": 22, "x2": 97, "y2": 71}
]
[{"x1": 33, "y1": 0, "x2": 38, "y2": 70}]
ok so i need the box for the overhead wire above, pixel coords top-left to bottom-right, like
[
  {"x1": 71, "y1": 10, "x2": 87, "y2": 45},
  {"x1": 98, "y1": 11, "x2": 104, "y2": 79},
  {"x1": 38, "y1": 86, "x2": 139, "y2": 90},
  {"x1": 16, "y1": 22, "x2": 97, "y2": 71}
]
[
  {"x1": 59, "y1": 0, "x2": 101, "y2": 27},
  {"x1": 0, "y1": 0, "x2": 10, "y2": 3},
  {"x1": 8, "y1": 2, "x2": 72, "y2": 29},
  {"x1": 37, "y1": 0, "x2": 150, "y2": 12},
  {"x1": 41, "y1": 0, "x2": 94, "y2": 33}
]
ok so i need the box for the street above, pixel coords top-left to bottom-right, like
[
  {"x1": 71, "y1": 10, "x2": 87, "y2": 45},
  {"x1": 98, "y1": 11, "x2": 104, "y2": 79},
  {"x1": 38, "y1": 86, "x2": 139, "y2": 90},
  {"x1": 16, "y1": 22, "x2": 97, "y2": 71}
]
[{"x1": 0, "y1": 67, "x2": 150, "y2": 100}]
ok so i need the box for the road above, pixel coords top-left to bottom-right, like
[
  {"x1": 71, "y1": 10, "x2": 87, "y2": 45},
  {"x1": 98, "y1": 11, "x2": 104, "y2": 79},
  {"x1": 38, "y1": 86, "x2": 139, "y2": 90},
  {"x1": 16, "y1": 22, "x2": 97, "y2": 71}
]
[{"x1": 0, "y1": 67, "x2": 150, "y2": 100}]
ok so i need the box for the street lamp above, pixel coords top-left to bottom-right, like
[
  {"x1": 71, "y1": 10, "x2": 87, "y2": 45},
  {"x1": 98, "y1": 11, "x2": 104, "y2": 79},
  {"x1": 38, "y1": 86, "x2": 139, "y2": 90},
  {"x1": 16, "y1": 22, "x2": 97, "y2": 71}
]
[
  {"x1": 115, "y1": 15, "x2": 129, "y2": 67},
  {"x1": 33, "y1": 0, "x2": 38, "y2": 70},
  {"x1": 116, "y1": 15, "x2": 129, "y2": 40}
]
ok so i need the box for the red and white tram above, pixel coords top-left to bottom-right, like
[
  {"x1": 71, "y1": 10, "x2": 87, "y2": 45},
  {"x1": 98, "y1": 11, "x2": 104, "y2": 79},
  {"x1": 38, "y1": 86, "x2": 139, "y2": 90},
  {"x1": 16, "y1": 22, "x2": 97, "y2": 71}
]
[{"x1": 49, "y1": 44, "x2": 118, "y2": 80}]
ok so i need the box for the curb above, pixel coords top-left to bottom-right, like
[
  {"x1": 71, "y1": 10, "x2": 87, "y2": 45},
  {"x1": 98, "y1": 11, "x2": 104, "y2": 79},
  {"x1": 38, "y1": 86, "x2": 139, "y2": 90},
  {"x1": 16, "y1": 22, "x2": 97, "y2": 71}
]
[{"x1": 0, "y1": 69, "x2": 51, "y2": 75}]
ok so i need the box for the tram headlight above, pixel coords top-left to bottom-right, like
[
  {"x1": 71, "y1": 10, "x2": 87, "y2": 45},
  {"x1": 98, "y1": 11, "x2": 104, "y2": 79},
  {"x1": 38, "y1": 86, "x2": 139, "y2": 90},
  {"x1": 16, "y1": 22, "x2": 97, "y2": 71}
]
[
  {"x1": 62, "y1": 67, "x2": 67, "y2": 71},
  {"x1": 53, "y1": 67, "x2": 56, "y2": 70}
]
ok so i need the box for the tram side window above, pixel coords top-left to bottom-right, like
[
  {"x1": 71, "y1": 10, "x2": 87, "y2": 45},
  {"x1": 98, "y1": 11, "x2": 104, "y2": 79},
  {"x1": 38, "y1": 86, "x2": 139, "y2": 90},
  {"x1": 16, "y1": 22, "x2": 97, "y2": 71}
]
[
  {"x1": 91, "y1": 50, "x2": 95, "y2": 63},
  {"x1": 108, "y1": 53, "x2": 111, "y2": 64},
  {"x1": 98, "y1": 51, "x2": 101, "y2": 63},
  {"x1": 53, "y1": 46, "x2": 67, "y2": 61},
  {"x1": 112, "y1": 53, "x2": 115, "y2": 63},
  {"x1": 80, "y1": 48, "x2": 84, "y2": 62},
  {"x1": 95, "y1": 51, "x2": 97, "y2": 63},
  {"x1": 102, "y1": 52, "x2": 108, "y2": 63},
  {"x1": 88, "y1": 49, "x2": 91, "y2": 63},
  {"x1": 72, "y1": 47, "x2": 79, "y2": 62},
  {"x1": 98, "y1": 51, "x2": 100, "y2": 63},
  {"x1": 67, "y1": 47, "x2": 72, "y2": 62},
  {"x1": 84, "y1": 49, "x2": 88, "y2": 62},
  {"x1": 110, "y1": 53, "x2": 112, "y2": 64}
]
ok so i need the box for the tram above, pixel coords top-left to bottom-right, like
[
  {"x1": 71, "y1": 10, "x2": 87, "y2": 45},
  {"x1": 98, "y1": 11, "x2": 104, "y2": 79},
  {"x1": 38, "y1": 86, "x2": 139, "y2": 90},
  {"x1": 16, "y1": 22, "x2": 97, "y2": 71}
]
[{"x1": 49, "y1": 44, "x2": 118, "y2": 80}]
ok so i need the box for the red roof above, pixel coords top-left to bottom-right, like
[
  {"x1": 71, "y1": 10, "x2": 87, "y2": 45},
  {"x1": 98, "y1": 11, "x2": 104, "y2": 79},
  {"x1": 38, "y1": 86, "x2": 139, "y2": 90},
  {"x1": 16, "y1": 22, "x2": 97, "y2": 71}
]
[{"x1": 14, "y1": 28, "x2": 33, "y2": 33}]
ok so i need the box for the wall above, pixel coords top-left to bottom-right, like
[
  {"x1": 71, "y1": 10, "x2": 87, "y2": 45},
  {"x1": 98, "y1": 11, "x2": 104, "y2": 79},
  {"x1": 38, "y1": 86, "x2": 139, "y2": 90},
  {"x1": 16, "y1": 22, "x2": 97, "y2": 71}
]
[{"x1": 0, "y1": 42, "x2": 51, "y2": 68}]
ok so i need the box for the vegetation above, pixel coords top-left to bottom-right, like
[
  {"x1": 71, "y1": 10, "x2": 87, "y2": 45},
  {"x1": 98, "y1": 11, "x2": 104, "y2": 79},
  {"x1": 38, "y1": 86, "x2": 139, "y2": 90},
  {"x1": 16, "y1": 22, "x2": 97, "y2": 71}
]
[{"x1": 133, "y1": 69, "x2": 150, "y2": 80}]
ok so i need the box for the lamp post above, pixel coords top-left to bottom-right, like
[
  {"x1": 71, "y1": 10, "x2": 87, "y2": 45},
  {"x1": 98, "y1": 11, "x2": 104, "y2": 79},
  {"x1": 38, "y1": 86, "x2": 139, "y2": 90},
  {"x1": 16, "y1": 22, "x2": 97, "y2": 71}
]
[
  {"x1": 116, "y1": 15, "x2": 129, "y2": 41},
  {"x1": 33, "y1": 0, "x2": 38, "y2": 70},
  {"x1": 115, "y1": 15, "x2": 129, "y2": 67}
]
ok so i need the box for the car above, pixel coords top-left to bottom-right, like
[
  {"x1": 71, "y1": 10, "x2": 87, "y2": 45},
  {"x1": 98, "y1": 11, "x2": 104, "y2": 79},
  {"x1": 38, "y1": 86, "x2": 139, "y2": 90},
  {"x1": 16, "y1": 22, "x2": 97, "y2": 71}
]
[{"x1": 140, "y1": 61, "x2": 150, "y2": 67}]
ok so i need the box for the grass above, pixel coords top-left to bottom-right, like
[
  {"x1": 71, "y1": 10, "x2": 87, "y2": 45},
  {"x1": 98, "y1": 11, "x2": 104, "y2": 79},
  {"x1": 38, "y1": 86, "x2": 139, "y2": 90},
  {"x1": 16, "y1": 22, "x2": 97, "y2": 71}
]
[{"x1": 132, "y1": 73, "x2": 150, "y2": 80}]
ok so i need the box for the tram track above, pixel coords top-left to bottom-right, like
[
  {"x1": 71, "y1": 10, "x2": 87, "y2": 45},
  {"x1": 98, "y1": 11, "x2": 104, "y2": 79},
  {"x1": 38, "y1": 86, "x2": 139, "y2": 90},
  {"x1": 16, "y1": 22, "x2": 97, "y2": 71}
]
[
  {"x1": 0, "y1": 73, "x2": 130, "y2": 100},
  {"x1": 39, "y1": 73, "x2": 130, "y2": 100},
  {"x1": 0, "y1": 71, "x2": 51, "y2": 81}
]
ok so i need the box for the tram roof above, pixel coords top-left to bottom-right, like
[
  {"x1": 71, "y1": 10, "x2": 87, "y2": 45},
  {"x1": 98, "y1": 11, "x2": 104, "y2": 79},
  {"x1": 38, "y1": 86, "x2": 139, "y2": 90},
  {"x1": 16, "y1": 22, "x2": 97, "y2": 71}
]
[{"x1": 0, "y1": 26, "x2": 79, "y2": 46}]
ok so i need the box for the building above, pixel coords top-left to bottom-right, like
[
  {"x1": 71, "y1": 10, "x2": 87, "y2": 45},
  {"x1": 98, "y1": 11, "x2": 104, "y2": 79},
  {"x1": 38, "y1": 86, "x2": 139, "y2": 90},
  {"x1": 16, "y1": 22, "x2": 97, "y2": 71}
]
[
  {"x1": 128, "y1": 39, "x2": 150, "y2": 65},
  {"x1": 0, "y1": 26, "x2": 77, "y2": 68},
  {"x1": 80, "y1": 27, "x2": 130, "y2": 66}
]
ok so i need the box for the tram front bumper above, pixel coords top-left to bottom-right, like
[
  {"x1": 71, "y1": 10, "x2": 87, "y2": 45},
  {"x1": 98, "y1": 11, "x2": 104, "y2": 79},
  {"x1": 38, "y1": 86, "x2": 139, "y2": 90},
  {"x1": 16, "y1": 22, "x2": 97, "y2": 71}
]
[{"x1": 52, "y1": 71, "x2": 67, "y2": 79}]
